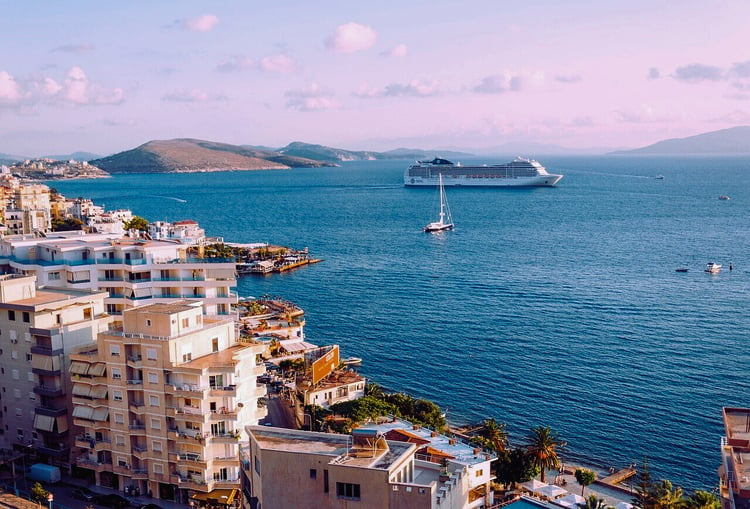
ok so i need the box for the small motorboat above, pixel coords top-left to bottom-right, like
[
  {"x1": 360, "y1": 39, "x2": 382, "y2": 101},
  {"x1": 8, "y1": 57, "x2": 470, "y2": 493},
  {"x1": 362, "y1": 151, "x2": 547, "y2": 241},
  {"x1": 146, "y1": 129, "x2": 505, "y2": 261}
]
[
  {"x1": 342, "y1": 357, "x2": 362, "y2": 366},
  {"x1": 675, "y1": 268, "x2": 689, "y2": 273},
  {"x1": 705, "y1": 262, "x2": 722, "y2": 274},
  {"x1": 719, "y1": 195, "x2": 731, "y2": 200},
  {"x1": 655, "y1": 175, "x2": 665, "y2": 180}
]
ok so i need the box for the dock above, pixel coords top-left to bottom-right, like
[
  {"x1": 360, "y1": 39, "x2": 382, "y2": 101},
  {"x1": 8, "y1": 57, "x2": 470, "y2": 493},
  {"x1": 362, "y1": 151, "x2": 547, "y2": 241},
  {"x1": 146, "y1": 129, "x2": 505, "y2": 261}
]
[
  {"x1": 600, "y1": 466, "x2": 637, "y2": 486},
  {"x1": 275, "y1": 258, "x2": 322, "y2": 272}
]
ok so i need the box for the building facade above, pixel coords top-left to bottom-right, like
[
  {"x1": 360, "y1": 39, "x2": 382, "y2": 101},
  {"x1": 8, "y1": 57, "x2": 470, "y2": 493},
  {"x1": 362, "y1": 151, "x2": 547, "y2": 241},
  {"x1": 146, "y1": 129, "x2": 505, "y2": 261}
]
[
  {"x1": 0, "y1": 274, "x2": 111, "y2": 470},
  {"x1": 71, "y1": 301, "x2": 266, "y2": 504}
]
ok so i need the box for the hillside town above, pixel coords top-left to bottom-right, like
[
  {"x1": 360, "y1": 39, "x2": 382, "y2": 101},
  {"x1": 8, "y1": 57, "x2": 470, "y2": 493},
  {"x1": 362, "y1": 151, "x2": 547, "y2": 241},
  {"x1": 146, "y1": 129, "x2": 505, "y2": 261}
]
[{"x1": 0, "y1": 174, "x2": 735, "y2": 509}]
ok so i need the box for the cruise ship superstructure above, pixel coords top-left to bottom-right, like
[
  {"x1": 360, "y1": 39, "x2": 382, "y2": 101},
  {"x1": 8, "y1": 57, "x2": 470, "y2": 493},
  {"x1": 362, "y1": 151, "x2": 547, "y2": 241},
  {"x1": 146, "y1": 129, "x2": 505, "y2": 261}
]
[{"x1": 404, "y1": 157, "x2": 563, "y2": 187}]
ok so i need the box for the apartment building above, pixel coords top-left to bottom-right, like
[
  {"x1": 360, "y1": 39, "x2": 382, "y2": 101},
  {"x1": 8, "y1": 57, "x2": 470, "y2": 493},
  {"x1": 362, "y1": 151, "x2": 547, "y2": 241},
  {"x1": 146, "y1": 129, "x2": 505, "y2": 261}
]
[
  {"x1": 71, "y1": 301, "x2": 267, "y2": 504},
  {"x1": 0, "y1": 232, "x2": 237, "y2": 317},
  {"x1": 0, "y1": 274, "x2": 111, "y2": 469},
  {"x1": 243, "y1": 419, "x2": 495, "y2": 509},
  {"x1": 5, "y1": 183, "x2": 51, "y2": 234},
  {"x1": 720, "y1": 407, "x2": 750, "y2": 509}
]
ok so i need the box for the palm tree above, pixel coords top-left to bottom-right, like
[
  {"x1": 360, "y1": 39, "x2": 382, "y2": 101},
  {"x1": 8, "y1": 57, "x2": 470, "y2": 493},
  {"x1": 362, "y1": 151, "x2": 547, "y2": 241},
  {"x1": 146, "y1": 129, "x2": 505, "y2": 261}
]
[
  {"x1": 584, "y1": 494, "x2": 610, "y2": 509},
  {"x1": 480, "y1": 418, "x2": 509, "y2": 452},
  {"x1": 650, "y1": 480, "x2": 683, "y2": 509},
  {"x1": 683, "y1": 490, "x2": 719, "y2": 509},
  {"x1": 525, "y1": 425, "x2": 566, "y2": 483}
]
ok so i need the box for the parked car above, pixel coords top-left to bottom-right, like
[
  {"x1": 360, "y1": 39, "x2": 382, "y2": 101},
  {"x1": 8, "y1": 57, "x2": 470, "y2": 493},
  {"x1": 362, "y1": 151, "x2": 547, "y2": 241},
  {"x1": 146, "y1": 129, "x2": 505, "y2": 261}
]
[
  {"x1": 72, "y1": 488, "x2": 96, "y2": 501},
  {"x1": 94, "y1": 493, "x2": 133, "y2": 508}
]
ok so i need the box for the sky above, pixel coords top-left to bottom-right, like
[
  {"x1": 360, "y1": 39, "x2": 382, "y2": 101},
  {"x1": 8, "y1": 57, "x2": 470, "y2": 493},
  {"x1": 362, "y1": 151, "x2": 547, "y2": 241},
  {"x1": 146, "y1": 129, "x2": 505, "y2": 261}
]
[{"x1": 2, "y1": 0, "x2": 750, "y2": 156}]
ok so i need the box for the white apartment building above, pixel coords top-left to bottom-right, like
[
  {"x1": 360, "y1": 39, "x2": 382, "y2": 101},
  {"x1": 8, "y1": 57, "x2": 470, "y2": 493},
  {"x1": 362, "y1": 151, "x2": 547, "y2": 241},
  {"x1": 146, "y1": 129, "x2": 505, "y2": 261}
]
[
  {"x1": 70, "y1": 301, "x2": 266, "y2": 504},
  {"x1": 148, "y1": 220, "x2": 206, "y2": 246},
  {"x1": 0, "y1": 232, "x2": 237, "y2": 317},
  {"x1": 5, "y1": 183, "x2": 51, "y2": 234},
  {"x1": 0, "y1": 274, "x2": 111, "y2": 470},
  {"x1": 243, "y1": 420, "x2": 496, "y2": 509}
]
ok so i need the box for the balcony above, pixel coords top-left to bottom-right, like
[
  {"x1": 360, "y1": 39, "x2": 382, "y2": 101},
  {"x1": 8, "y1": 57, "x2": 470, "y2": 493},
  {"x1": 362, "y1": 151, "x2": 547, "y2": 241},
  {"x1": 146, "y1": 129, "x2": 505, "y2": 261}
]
[
  {"x1": 210, "y1": 456, "x2": 238, "y2": 466},
  {"x1": 171, "y1": 474, "x2": 209, "y2": 491},
  {"x1": 175, "y1": 453, "x2": 207, "y2": 468},
  {"x1": 37, "y1": 445, "x2": 70, "y2": 458},
  {"x1": 35, "y1": 406, "x2": 67, "y2": 418},
  {"x1": 112, "y1": 464, "x2": 132, "y2": 476},
  {"x1": 129, "y1": 402, "x2": 146, "y2": 414},
  {"x1": 131, "y1": 469, "x2": 149, "y2": 480},
  {"x1": 31, "y1": 345, "x2": 63, "y2": 356},
  {"x1": 208, "y1": 433, "x2": 239, "y2": 444},
  {"x1": 76, "y1": 457, "x2": 112, "y2": 472},
  {"x1": 126, "y1": 356, "x2": 143, "y2": 368},
  {"x1": 209, "y1": 408, "x2": 237, "y2": 421},
  {"x1": 34, "y1": 385, "x2": 64, "y2": 397},
  {"x1": 208, "y1": 385, "x2": 236, "y2": 397},
  {"x1": 32, "y1": 367, "x2": 61, "y2": 376}
]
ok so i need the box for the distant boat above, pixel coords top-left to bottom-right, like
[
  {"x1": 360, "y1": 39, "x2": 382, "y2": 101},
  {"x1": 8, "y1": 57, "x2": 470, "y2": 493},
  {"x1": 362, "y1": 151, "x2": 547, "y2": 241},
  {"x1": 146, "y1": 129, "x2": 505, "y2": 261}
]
[
  {"x1": 655, "y1": 175, "x2": 665, "y2": 180},
  {"x1": 423, "y1": 173, "x2": 454, "y2": 233},
  {"x1": 719, "y1": 195, "x2": 731, "y2": 200},
  {"x1": 342, "y1": 357, "x2": 362, "y2": 366},
  {"x1": 705, "y1": 262, "x2": 722, "y2": 274},
  {"x1": 675, "y1": 268, "x2": 689, "y2": 273}
]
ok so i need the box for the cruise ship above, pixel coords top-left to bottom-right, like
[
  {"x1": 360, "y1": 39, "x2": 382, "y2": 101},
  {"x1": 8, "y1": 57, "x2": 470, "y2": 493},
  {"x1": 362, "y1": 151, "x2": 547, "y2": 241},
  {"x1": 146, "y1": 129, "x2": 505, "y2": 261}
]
[{"x1": 404, "y1": 157, "x2": 563, "y2": 187}]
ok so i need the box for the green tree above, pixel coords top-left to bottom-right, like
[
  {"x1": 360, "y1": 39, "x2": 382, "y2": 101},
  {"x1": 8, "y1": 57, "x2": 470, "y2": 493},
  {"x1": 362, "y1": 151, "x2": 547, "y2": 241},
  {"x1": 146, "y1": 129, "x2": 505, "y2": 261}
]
[
  {"x1": 684, "y1": 490, "x2": 720, "y2": 509},
  {"x1": 633, "y1": 458, "x2": 654, "y2": 509},
  {"x1": 525, "y1": 425, "x2": 566, "y2": 483},
  {"x1": 575, "y1": 468, "x2": 597, "y2": 496},
  {"x1": 478, "y1": 418, "x2": 509, "y2": 453},
  {"x1": 329, "y1": 395, "x2": 397, "y2": 423},
  {"x1": 124, "y1": 215, "x2": 149, "y2": 231},
  {"x1": 30, "y1": 482, "x2": 49, "y2": 502},
  {"x1": 365, "y1": 382, "x2": 384, "y2": 399},
  {"x1": 494, "y1": 447, "x2": 539, "y2": 489},
  {"x1": 51, "y1": 217, "x2": 84, "y2": 231},
  {"x1": 584, "y1": 494, "x2": 610, "y2": 509}
]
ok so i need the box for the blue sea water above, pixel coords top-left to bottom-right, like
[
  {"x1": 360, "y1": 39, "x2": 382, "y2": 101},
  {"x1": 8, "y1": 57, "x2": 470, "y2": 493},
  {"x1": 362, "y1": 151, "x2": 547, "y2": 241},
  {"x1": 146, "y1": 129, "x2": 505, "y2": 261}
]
[{"x1": 50, "y1": 155, "x2": 750, "y2": 491}]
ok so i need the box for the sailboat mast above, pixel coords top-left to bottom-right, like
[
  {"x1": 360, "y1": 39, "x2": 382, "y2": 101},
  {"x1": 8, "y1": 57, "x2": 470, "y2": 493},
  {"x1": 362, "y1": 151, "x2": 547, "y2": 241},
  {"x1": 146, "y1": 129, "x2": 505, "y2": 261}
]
[{"x1": 438, "y1": 173, "x2": 445, "y2": 224}]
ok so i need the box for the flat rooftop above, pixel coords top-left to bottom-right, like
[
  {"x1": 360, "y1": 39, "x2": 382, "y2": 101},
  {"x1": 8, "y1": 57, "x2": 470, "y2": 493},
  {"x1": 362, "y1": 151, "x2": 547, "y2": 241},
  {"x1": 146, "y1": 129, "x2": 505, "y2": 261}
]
[
  {"x1": 361, "y1": 418, "x2": 495, "y2": 467},
  {"x1": 247, "y1": 426, "x2": 414, "y2": 470}
]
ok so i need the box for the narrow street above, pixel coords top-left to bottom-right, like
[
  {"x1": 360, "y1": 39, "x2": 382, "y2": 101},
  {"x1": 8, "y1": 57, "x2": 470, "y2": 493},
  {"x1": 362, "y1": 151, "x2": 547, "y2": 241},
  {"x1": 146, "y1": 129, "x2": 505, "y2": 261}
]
[{"x1": 261, "y1": 394, "x2": 298, "y2": 429}]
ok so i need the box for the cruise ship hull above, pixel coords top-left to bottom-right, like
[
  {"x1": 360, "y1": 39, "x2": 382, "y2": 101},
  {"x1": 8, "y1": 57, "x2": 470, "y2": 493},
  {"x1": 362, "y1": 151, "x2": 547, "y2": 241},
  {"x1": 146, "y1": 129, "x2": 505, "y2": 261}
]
[{"x1": 405, "y1": 174, "x2": 563, "y2": 187}]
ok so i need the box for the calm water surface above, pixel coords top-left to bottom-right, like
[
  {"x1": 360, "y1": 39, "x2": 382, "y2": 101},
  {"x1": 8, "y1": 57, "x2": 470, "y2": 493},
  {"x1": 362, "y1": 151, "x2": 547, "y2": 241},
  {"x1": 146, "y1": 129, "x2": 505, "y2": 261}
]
[{"x1": 51, "y1": 155, "x2": 750, "y2": 490}]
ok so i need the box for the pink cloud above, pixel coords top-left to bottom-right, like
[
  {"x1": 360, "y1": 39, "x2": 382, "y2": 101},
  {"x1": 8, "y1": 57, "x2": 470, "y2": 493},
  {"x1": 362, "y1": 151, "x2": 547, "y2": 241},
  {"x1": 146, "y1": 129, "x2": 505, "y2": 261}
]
[
  {"x1": 162, "y1": 89, "x2": 227, "y2": 102},
  {"x1": 260, "y1": 54, "x2": 295, "y2": 74},
  {"x1": 355, "y1": 80, "x2": 438, "y2": 98},
  {"x1": 285, "y1": 83, "x2": 338, "y2": 111},
  {"x1": 215, "y1": 56, "x2": 255, "y2": 73},
  {"x1": 184, "y1": 14, "x2": 219, "y2": 32},
  {"x1": 325, "y1": 22, "x2": 376, "y2": 53},
  {"x1": 381, "y1": 43, "x2": 407, "y2": 58},
  {"x1": 0, "y1": 71, "x2": 25, "y2": 104}
]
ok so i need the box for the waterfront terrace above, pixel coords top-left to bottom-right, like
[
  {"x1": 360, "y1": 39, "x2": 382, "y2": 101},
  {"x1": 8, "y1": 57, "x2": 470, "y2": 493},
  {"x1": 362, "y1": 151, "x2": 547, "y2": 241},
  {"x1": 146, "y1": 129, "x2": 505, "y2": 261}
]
[{"x1": 720, "y1": 407, "x2": 750, "y2": 509}]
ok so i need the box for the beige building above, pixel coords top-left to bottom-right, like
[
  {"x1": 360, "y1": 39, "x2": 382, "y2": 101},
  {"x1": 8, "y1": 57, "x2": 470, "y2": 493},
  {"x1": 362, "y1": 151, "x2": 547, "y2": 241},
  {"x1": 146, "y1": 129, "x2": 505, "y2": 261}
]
[
  {"x1": 5, "y1": 183, "x2": 51, "y2": 234},
  {"x1": 243, "y1": 420, "x2": 495, "y2": 509},
  {"x1": 71, "y1": 301, "x2": 266, "y2": 504},
  {"x1": 0, "y1": 274, "x2": 111, "y2": 470}
]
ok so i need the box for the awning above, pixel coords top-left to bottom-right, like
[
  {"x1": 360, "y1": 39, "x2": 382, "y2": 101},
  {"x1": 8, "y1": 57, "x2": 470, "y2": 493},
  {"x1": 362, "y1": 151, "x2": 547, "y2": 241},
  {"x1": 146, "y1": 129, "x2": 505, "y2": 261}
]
[
  {"x1": 89, "y1": 363, "x2": 106, "y2": 376},
  {"x1": 55, "y1": 415, "x2": 68, "y2": 433},
  {"x1": 70, "y1": 361, "x2": 90, "y2": 375},
  {"x1": 72, "y1": 384, "x2": 92, "y2": 397},
  {"x1": 72, "y1": 406, "x2": 94, "y2": 419},
  {"x1": 92, "y1": 408, "x2": 109, "y2": 422},
  {"x1": 34, "y1": 414, "x2": 55, "y2": 432},
  {"x1": 191, "y1": 489, "x2": 238, "y2": 506},
  {"x1": 91, "y1": 385, "x2": 108, "y2": 399}
]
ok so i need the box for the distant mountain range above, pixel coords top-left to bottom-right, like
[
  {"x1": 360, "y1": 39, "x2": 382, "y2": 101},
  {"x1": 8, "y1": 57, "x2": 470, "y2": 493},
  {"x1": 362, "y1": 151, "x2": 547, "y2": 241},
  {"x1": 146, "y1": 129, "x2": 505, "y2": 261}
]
[
  {"x1": 90, "y1": 139, "x2": 335, "y2": 174},
  {"x1": 43, "y1": 151, "x2": 103, "y2": 161},
  {"x1": 274, "y1": 142, "x2": 472, "y2": 163},
  {"x1": 610, "y1": 126, "x2": 750, "y2": 155}
]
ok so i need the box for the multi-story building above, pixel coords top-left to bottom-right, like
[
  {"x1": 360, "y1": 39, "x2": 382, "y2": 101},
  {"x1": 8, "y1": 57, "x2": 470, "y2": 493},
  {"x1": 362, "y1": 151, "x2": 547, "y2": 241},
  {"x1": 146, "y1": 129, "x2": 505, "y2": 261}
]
[
  {"x1": 720, "y1": 407, "x2": 750, "y2": 509},
  {"x1": 71, "y1": 301, "x2": 267, "y2": 504},
  {"x1": 0, "y1": 274, "x2": 111, "y2": 470},
  {"x1": 243, "y1": 419, "x2": 496, "y2": 509},
  {"x1": 5, "y1": 183, "x2": 51, "y2": 234},
  {"x1": 0, "y1": 232, "x2": 237, "y2": 317},
  {"x1": 148, "y1": 220, "x2": 206, "y2": 246}
]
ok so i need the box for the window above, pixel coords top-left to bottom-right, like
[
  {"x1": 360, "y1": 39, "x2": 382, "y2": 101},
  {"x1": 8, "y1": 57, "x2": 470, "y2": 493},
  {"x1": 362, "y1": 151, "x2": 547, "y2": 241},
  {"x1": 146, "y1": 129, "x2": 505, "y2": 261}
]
[
  {"x1": 11, "y1": 370, "x2": 18, "y2": 380},
  {"x1": 146, "y1": 319, "x2": 151, "y2": 327},
  {"x1": 113, "y1": 390, "x2": 123, "y2": 401},
  {"x1": 254, "y1": 457, "x2": 261, "y2": 475},
  {"x1": 154, "y1": 463, "x2": 163, "y2": 474},
  {"x1": 182, "y1": 318, "x2": 189, "y2": 327},
  {"x1": 8, "y1": 310, "x2": 14, "y2": 321},
  {"x1": 10, "y1": 351, "x2": 17, "y2": 360},
  {"x1": 16, "y1": 429, "x2": 22, "y2": 438},
  {"x1": 110, "y1": 345, "x2": 120, "y2": 357},
  {"x1": 150, "y1": 418, "x2": 161, "y2": 430},
  {"x1": 117, "y1": 458, "x2": 128, "y2": 468},
  {"x1": 111, "y1": 368, "x2": 122, "y2": 380},
  {"x1": 152, "y1": 440, "x2": 162, "y2": 452},
  {"x1": 25, "y1": 353, "x2": 31, "y2": 362},
  {"x1": 83, "y1": 308, "x2": 92, "y2": 320},
  {"x1": 114, "y1": 413, "x2": 124, "y2": 424},
  {"x1": 182, "y1": 353, "x2": 191, "y2": 362},
  {"x1": 22, "y1": 312, "x2": 29, "y2": 323},
  {"x1": 49, "y1": 272, "x2": 60, "y2": 281},
  {"x1": 212, "y1": 337, "x2": 219, "y2": 352},
  {"x1": 336, "y1": 483, "x2": 361, "y2": 500},
  {"x1": 15, "y1": 408, "x2": 21, "y2": 416},
  {"x1": 149, "y1": 395, "x2": 159, "y2": 407},
  {"x1": 324, "y1": 470, "x2": 329, "y2": 493},
  {"x1": 12, "y1": 389, "x2": 20, "y2": 399},
  {"x1": 27, "y1": 372, "x2": 34, "y2": 382},
  {"x1": 310, "y1": 469, "x2": 317, "y2": 479},
  {"x1": 476, "y1": 469, "x2": 483, "y2": 477},
  {"x1": 146, "y1": 348, "x2": 157, "y2": 361},
  {"x1": 116, "y1": 435, "x2": 125, "y2": 446},
  {"x1": 148, "y1": 372, "x2": 158, "y2": 384}
]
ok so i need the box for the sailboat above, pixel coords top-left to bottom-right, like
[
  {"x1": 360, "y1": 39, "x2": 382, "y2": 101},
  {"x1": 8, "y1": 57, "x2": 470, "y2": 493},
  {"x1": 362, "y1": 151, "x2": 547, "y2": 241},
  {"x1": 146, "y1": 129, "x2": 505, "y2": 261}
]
[{"x1": 423, "y1": 173, "x2": 454, "y2": 233}]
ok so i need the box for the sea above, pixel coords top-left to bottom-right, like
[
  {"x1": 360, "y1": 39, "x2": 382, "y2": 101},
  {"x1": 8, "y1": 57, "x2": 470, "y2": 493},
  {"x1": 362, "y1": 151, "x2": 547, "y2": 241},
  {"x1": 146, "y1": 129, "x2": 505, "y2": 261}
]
[{"x1": 49, "y1": 155, "x2": 750, "y2": 491}]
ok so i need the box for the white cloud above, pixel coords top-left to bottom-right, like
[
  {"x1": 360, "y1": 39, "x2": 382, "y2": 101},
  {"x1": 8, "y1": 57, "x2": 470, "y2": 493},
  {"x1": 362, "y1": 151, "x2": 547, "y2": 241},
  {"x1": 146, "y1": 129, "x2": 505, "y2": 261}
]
[
  {"x1": 325, "y1": 22, "x2": 376, "y2": 53},
  {"x1": 285, "y1": 83, "x2": 339, "y2": 111},
  {"x1": 381, "y1": 43, "x2": 407, "y2": 58},
  {"x1": 162, "y1": 89, "x2": 227, "y2": 102},
  {"x1": 555, "y1": 74, "x2": 582, "y2": 84},
  {"x1": 615, "y1": 105, "x2": 660, "y2": 123},
  {"x1": 260, "y1": 54, "x2": 295, "y2": 74},
  {"x1": 0, "y1": 71, "x2": 25, "y2": 104},
  {"x1": 61, "y1": 66, "x2": 124, "y2": 105},
  {"x1": 64, "y1": 66, "x2": 89, "y2": 104},
  {"x1": 183, "y1": 14, "x2": 219, "y2": 32}
]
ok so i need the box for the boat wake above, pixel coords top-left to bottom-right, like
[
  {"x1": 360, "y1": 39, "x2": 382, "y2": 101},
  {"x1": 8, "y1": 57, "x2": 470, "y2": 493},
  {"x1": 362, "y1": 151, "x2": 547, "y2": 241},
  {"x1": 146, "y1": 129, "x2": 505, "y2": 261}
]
[{"x1": 145, "y1": 195, "x2": 187, "y2": 203}]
